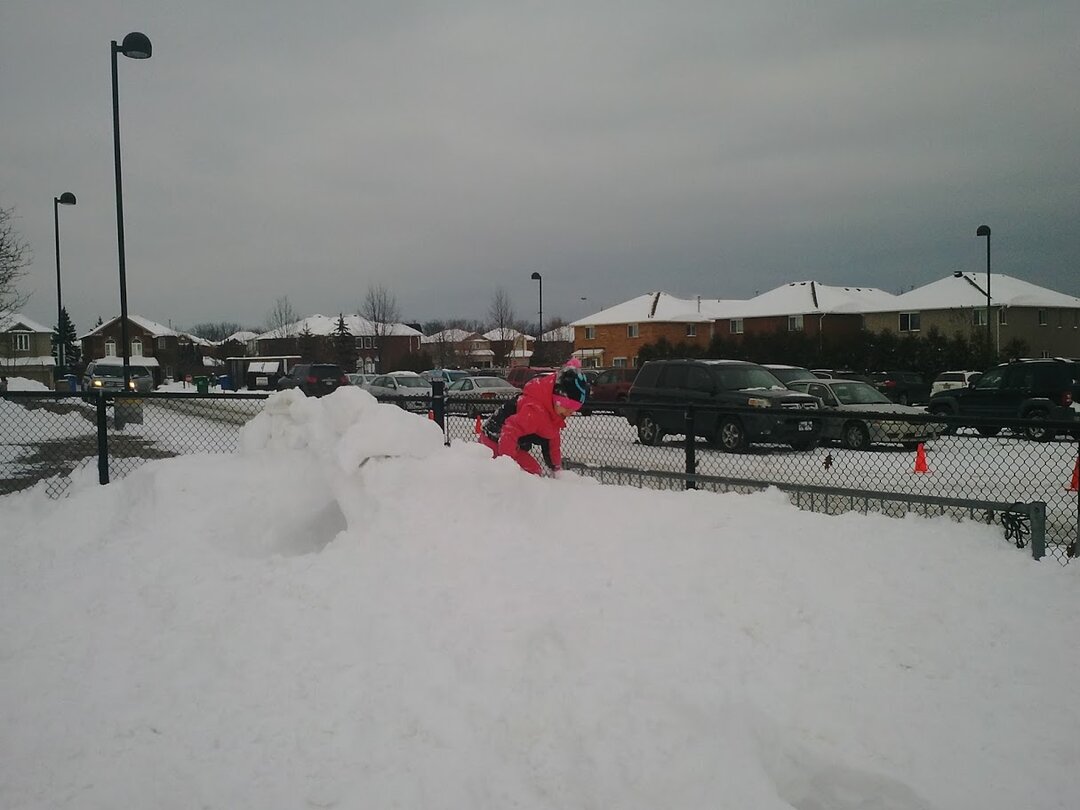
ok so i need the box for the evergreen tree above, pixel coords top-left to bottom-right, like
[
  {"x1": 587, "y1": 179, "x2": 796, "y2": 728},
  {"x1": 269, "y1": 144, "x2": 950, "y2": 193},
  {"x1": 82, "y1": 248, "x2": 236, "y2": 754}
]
[
  {"x1": 51, "y1": 307, "x2": 81, "y2": 372},
  {"x1": 298, "y1": 325, "x2": 319, "y2": 361},
  {"x1": 332, "y1": 314, "x2": 358, "y2": 371}
]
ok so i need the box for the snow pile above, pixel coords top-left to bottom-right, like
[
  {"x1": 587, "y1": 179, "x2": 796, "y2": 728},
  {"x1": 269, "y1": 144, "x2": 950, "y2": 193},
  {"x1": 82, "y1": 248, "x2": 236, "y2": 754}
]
[
  {"x1": 1, "y1": 389, "x2": 1078, "y2": 809},
  {"x1": 1, "y1": 375, "x2": 52, "y2": 391}
]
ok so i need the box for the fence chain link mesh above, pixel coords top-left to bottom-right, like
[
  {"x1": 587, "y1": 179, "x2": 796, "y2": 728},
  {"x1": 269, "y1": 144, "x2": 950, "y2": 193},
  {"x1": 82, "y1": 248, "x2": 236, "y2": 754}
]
[{"x1": 4, "y1": 390, "x2": 1078, "y2": 564}]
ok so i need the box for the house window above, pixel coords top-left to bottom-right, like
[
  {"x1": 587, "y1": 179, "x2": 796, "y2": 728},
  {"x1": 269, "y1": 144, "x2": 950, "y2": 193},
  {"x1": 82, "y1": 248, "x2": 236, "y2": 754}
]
[
  {"x1": 585, "y1": 326, "x2": 596, "y2": 340},
  {"x1": 11, "y1": 333, "x2": 30, "y2": 352},
  {"x1": 131, "y1": 338, "x2": 143, "y2": 357},
  {"x1": 730, "y1": 318, "x2": 744, "y2": 335},
  {"x1": 613, "y1": 357, "x2": 627, "y2": 368},
  {"x1": 685, "y1": 324, "x2": 697, "y2": 338},
  {"x1": 898, "y1": 312, "x2": 921, "y2": 332},
  {"x1": 1038, "y1": 309, "x2": 1048, "y2": 326},
  {"x1": 627, "y1": 324, "x2": 639, "y2": 338},
  {"x1": 157, "y1": 337, "x2": 168, "y2": 349},
  {"x1": 973, "y1": 309, "x2": 988, "y2": 327},
  {"x1": 788, "y1": 314, "x2": 804, "y2": 332},
  {"x1": 363, "y1": 337, "x2": 373, "y2": 349},
  {"x1": 105, "y1": 338, "x2": 117, "y2": 357},
  {"x1": 1040, "y1": 350, "x2": 1050, "y2": 358},
  {"x1": 998, "y1": 309, "x2": 1007, "y2": 326}
]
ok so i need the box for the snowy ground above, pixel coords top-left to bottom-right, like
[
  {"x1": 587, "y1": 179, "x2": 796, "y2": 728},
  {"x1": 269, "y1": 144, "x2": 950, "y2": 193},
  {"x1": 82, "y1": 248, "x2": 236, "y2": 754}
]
[{"x1": 2, "y1": 387, "x2": 1077, "y2": 809}]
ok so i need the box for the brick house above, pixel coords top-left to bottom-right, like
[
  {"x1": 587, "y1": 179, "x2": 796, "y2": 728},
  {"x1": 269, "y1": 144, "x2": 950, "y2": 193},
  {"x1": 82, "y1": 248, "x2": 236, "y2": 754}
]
[
  {"x1": 0, "y1": 312, "x2": 55, "y2": 387},
  {"x1": 79, "y1": 315, "x2": 211, "y2": 384},
  {"x1": 860, "y1": 273, "x2": 1080, "y2": 358},
  {"x1": 253, "y1": 314, "x2": 424, "y2": 373},
  {"x1": 484, "y1": 328, "x2": 535, "y2": 367},
  {"x1": 420, "y1": 329, "x2": 495, "y2": 369}
]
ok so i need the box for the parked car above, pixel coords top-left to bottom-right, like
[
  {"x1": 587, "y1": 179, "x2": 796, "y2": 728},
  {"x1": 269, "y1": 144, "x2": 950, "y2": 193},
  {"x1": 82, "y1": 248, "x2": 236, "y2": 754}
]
[
  {"x1": 762, "y1": 364, "x2": 817, "y2": 388},
  {"x1": 625, "y1": 359, "x2": 821, "y2": 452},
  {"x1": 811, "y1": 369, "x2": 874, "y2": 383},
  {"x1": 276, "y1": 363, "x2": 348, "y2": 397},
  {"x1": 582, "y1": 367, "x2": 640, "y2": 413},
  {"x1": 927, "y1": 358, "x2": 1079, "y2": 440},
  {"x1": 505, "y1": 366, "x2": 556, "y2": 388},
  {"x1": 445, "y1": 376, "x2": 521, "y2": 415},
  {"x1": 347, "y1": 373, "x2": 378, "y2": 388},
  {"x1": 83, "y1": 360, "x2": 155, "y2": 395},
  {"x1": 869, "y1": 371, "x2": 931, "y2": 405},
  {"x1": 788, "y1": 378, "x2": 938, "y2": 450},
  {"x1": 930, "y1": 370, "x2": 983, "y2": 397},
  {"x1": 365, "y1": 371, "x2": 433, "y2": 412},
  {"x1": 421, "y1": 369, "x2": 470, "y2": 385}
]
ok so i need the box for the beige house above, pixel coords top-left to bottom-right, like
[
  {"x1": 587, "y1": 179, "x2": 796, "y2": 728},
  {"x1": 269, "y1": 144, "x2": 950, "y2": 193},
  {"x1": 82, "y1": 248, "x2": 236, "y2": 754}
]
[
  {"x1": 1, "y1": 312, "x2": 55, "y2": 387},
  {"x1": 860, "y1": 273, "x2": 1080, "y2": 358},
  {"x1": 420, "y1": 329, "x2": 495, "y2": 368}
]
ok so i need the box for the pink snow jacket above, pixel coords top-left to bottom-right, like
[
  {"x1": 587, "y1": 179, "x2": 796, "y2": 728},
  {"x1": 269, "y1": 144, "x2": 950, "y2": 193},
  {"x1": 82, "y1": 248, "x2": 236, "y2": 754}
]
[{"x1": 496, "y1": 372, "x2": 566, "y2": 476}]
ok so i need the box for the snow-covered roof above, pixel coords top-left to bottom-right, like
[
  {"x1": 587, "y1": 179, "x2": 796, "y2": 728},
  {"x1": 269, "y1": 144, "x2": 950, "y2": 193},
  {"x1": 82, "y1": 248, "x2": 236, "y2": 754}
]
[
  {"x1": 483, "y1": 327, "x2": 534, "y2": 342},
  {"x1": 254, "y1": 314, "x2": 422, "y2": 340},
  {"x1": 0, "y1": 312, "x2": 51, "y2": 333},
  {"x1": 508, "y1": 349, "x2": 534, "y2": 359},
  {"x1": 92, "y1": 355, "x2": 160, "y2": 367},
  {"x1": 542, "y1": 325, "x2": 575, "y2": 342},
  {"x1": 78, "y1": 315, "x2": 178, "y2": 341},
  {"x1": 421, "y1": 329, "x2": 479, "y2": 344},
  {"x1": 860, "y1": 273, "x2": 1080, "y2": 312},
  {"x1": 722, "y1": 281, "x2": 897, "y2": 318},
  {"x1": 224, "y1": 331, "x2": 258, "y2": 343},
  {"x1": 570, "y1": 292, "x2": 734, "y2": 327}
]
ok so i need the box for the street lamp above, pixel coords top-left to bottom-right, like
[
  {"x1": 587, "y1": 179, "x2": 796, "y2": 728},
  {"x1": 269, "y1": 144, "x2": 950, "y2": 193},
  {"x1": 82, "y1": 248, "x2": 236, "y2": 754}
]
[
  {"x1": 530, "y1": 271, "x2": 543, "y2": 350},
  {"x1": 976, "y1": 225, "x2": 992, "y2": 355},
  {"x1": 53, "y1": 192, "x2": 77, "y2": 372},
  {"x1": 111, "y1": 31, "x2": 152, "y2": 388}
]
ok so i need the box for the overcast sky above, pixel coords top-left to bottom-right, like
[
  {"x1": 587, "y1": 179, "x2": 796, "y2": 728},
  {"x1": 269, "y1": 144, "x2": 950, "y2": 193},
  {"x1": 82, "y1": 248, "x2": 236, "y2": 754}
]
[{"x1": 3, "y1": 1, "x2": 1079, "y2": 335}]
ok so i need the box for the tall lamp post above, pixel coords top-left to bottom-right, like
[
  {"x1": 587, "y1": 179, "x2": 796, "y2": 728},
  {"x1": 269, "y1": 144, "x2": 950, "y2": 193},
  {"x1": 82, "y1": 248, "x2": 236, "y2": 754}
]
[
  {"x1": 976, "y1": 225, "x2": 992, "y2": 355},
  {"x1": 111, "y1": 31, "x2": 152, "y2": 388},
  {"x1": 530, "y1": 271, "x2": 543, "y2": 357},
  {"x1": 53, "y1": 192, "x2": 77, "y2": 372}
]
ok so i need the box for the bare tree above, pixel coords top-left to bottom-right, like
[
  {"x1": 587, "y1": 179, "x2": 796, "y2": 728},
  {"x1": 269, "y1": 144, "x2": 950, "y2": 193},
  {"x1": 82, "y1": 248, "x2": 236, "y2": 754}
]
[
  {"x1": 265, "y1": 296, "x2": 298, "y2": 338},
  {"x1": 487, "y1": 287, "x2": 518, "y2": 365},
  {"x1": 1, "y1": 206, "x2": 32, "y2": 314},
  {"x1": 188, "y1": 322, "x2": 246, "y2": 341},
  {"x1": 359, "y1": 283, "x2": 401, "y2": 340}
]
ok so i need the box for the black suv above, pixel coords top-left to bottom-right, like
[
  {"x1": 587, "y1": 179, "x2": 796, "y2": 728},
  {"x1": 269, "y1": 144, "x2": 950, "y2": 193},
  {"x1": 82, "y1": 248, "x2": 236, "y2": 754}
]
[
  {"x1": 276, "y1": 363, "x2": 349, "y2": 397},
  {"x1": 927, "y1": 358, "x2": 1079, "y2": 440},
  {"x1": 870, "y1": 371, "x2": 930, "y2": 405},
  {"x1": 625, "y1": 359, "x2": 822, "y2": 451}
]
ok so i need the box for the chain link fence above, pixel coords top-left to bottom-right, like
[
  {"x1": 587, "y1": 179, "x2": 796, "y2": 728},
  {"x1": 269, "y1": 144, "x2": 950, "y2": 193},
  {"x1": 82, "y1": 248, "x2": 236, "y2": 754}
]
[{"x1": 4, "y1": 389, "x2": 1078, "y2": 564}]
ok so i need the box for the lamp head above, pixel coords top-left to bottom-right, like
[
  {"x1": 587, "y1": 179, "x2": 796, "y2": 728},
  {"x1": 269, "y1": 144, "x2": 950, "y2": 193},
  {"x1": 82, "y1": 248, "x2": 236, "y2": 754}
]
[
  {"x1": 530, "y1": 272, "x2": 542, "y2": 281},
  {"x1": 952, "y1": 271, "x2": 964, "y2": 278},
  {"x1": 57, "y1": 192, "x2": 77, "y2": 206},
  {"x1": 976, "y1": 225, "x2": 990, "y2": 237},
  {"x1": 119, "y1": 32, "x2": 152, "y2": 59}
]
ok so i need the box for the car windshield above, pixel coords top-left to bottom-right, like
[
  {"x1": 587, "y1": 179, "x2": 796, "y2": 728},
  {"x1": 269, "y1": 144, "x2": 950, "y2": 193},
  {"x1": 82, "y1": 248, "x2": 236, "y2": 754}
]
[
  {"x1": 718, "y1": 366, "x2": 786, "y2": 391},
  {"x1": 394, "y1": 376, "x2": 429, "y2": 388},
  {"x1": 475, "y1": 378, "x2": 509, "y2": 388},
  {"x1": 94, "y1": 366, "x2": 149, "y2": 378},
  {"x1": 831, "y1": 381, "x2": 892, "y2": 405}
]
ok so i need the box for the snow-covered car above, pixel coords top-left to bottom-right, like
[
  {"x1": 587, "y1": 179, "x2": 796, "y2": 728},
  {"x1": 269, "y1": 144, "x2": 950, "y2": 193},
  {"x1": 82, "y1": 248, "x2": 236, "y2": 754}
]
[
  {"x1": 445, "y1": 376, "x2": 521, "y2": 416},
  {"x1": 83, "y1": 360, "x2": 155, "y2": 395},
  {"x1": 366, "y1": 372, "x2": 432, "y2": 412},
  {"x1": 788, "y1": 378, "x2": 938, "y2": 450},
  {"x1": 348, "y1": 373, "x2": 378, "y2": 388},
  {"x1": 930, "y1": 370, "x2": 983, "y2": 397},
  {"x1": 762, "y1": 364, "x2": 817, "y2": 388}
]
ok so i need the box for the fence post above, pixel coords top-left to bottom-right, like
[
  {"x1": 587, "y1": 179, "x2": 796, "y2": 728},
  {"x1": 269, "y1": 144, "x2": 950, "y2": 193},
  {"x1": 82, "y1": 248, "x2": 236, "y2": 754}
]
[
  {"x1": 1074, "y1": 439, "x2": 1080, "y2": 558},
  {"x1": 684, "y1": 404, "x2": 696, "y2": 490},
  {"x1": 1029, "y1": 501, "x2": 1046, "y2": 561},
  {"x1": 96, "y1": 393, "x2": 109, "y2": 485},
  {"x1": 430, "y1": 380, "x2": 447, "y2": 444}
]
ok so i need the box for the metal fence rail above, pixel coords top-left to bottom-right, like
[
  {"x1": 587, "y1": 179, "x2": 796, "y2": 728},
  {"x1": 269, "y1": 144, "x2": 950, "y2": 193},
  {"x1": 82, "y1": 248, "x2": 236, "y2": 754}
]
[{"x1": 3, "y1": 389, "x2": 1077, "y2": 564}]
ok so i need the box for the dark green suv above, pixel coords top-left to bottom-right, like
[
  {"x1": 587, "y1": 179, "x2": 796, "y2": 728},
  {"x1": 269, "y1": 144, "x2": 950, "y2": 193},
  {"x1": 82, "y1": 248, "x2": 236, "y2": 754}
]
[
  {"x1": 625, "y1": 359, "x2": 822, "y2": 451},
  {"x1": 927, "y1": 358, "x2": 1079, "y2": 440}
]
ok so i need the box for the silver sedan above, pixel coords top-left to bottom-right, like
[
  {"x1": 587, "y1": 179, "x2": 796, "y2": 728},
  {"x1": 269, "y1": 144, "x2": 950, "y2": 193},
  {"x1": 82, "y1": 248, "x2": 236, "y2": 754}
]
[
  {"x1": 788, "y1": 379, "x2": 938, "y2": 450},
  {"x1": 446, "y1": 376, "x2": 521, "y2": 416}
]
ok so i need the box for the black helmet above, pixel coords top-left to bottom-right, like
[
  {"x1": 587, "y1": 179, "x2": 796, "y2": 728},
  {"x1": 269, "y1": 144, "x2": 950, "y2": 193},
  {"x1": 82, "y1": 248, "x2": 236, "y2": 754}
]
[{"x1": 552, "y1": 366, "x2": 590, "y2": 409}]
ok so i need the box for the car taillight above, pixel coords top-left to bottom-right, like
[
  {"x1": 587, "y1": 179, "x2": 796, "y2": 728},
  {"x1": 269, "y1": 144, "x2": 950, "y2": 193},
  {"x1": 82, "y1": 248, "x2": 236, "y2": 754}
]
[
  {"x1": 481, "y1": 392, "x2": 495, "y2": 399},
  {"x1": 1063, "y1": 391, "x2": 1073, "y2": 407},
  {"x1": 339, "y1": 375, "x2": 348, "y2": 386},
  {"x1": 883, "y1": 379, "x2": 897, "y2": 387},
  {"x1": 306, "y1": 375, "x2": 318, "y2": 384}
]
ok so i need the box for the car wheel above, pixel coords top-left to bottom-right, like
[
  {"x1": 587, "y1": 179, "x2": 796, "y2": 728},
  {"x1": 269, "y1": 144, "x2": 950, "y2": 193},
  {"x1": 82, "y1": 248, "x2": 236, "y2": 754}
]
[
  {"x1": 790, "y1": 438, "x2": 817, "y2": 451},
  {"x1": 901, "y1": 441, "x2": 921, "y2": 451},
  {"x1": 841, "y1": 421, "x2": 871, "y2": 450},
  {"x1": 637, "y1": 413, "x2": 664, "y2": 446},
  {"x1": 1021, "y1": 409, "x2": 1052, "y2": 441},
  {"x1": 897, "y1": 393, "x2": 909, "y2": 406},
  {"x1": 975, "y1": 426, "x2": 1001, "y2": 438},
  {"x1": 928, "y1": 405, "x2": 956, "y2": 435},
  {"x1": 716, "y1": 418, "x2": 748, "y2": 453}
]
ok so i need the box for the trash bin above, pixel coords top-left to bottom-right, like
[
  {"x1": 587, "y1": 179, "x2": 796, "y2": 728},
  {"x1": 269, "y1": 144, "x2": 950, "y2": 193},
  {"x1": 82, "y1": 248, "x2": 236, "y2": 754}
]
[
  {"x1": 218, "y1": 374, "x2": 232, "y2": 391},
  {"x1": 64, "y1": 374, "x2": 78, "y2": 393},
  {"x1": 195, "y1": 376, "x2": 209, "y2": 394}
]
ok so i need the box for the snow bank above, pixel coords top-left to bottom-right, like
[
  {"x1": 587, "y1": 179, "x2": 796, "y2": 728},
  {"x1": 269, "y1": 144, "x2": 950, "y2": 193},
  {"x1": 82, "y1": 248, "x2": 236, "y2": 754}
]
[{"x1": 1, "y1": 389, "x2": 1077, "y2": 809}]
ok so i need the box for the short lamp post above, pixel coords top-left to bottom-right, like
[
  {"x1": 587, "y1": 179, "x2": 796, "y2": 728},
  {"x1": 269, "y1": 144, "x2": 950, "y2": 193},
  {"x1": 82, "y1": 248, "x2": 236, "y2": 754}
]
[
  {"x1": 976, "y1": 225, "x2": 992, "y2": 355},
  {"x1": 111, "y1": 31, "x2": 152, "y2": 388},
  {"x1": 530, "y1": 271, "x2": 543, "y2": 356},
  {"x1": 53, "y1": 192, "x2": 77, "y2": 372}
]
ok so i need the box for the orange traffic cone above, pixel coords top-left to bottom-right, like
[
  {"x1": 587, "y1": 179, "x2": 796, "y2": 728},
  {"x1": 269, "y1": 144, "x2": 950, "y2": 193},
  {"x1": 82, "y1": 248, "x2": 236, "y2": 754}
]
[
  {"x1": 913, "y1": 442, "x2": 930, "y2": 474},
  {"x1": 427, "y1": 410, "x2": 434, "y2": 421},
  {"x1": 1067, "y1": 458, "x2": 1079, "y2": 492},
  {"x1": 474, "y1": 415, "x2": 483, "y2": 435}
]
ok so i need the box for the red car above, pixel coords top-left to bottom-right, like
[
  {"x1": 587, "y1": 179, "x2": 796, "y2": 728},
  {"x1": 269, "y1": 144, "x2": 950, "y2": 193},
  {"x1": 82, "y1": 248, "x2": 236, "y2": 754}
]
[
  {"x1": 505, "y1": 366, "x2": 556, "y2": 388},
  {"x1": 582, "y1": 367, "x2": 639, "y2": 414}
]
